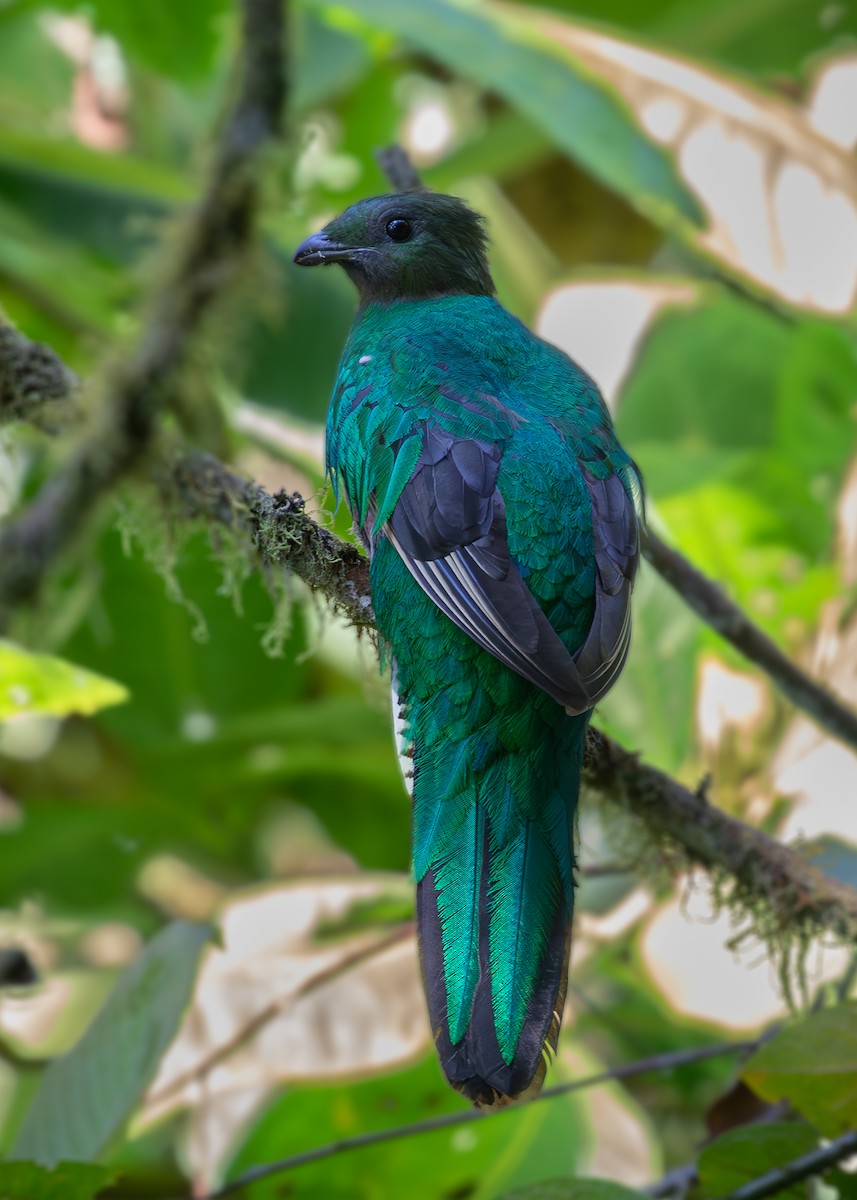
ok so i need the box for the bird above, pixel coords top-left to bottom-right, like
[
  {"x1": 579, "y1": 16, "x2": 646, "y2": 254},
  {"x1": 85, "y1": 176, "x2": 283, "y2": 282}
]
[{"x1": 294, "y1": 190, "x2": 642, "y2": 1107}]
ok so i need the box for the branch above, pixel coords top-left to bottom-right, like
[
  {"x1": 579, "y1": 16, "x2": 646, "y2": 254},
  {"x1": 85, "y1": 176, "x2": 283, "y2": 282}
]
[
  {"x1": 583, "y1": 728, "x2": 857, "y2": 941},
  {"x1": 160, "y1": 449, "x2": 373, "y2": 628},
  {"x1": 2, "y1": 338, "x2": 857, "y2": 943},
  {"x1": 0, "y1": 323, "x2": 79, "y2": 430},
  {"x1": 198, "y1": 1040, "x2": 750, "y2": 1200},
  {"x1": 2, "y1": 331, "x2": 857, "y2": 942},
  {"x1": 0, "y1": 0, "x2": 287, "y2": 629},
  {"x1": 167, "y1": 455, "x2": 857, "y2": 942},
  {"x1": 721, "y1": 1129, "x2": 857, "y2": 1200},
  {"x1": 146, "y1": 924, "x2": 412, "y2": 1112},
  {"x1": 6, "y1": 322, "x2": 857, "y2": 761},
  {"x1": 642, "y1": 528, "x2": 857, "y2": 752}
]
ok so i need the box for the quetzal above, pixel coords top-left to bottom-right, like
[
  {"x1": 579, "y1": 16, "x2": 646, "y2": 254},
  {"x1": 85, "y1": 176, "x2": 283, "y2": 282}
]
[{"x1": 294, "y1": 192, "x2": 642, "y2": 1106}]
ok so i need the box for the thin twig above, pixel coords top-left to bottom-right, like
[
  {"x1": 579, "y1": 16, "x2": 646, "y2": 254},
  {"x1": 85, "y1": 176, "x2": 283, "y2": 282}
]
[
  {"x1": 0, "y1": 0, "x2": 287, "y2": 630},
  {"x1": 645, "y1": 1162, "x2": 699, "y2": 1199},
  {"x1": 197, "y1": 1040, "x2": 750, "y2": 1200},
  {"x1": 644, "y1": 1100, "x2": 791, "y2": 1197},
  {"x1": 643, "y1": 528, "x2": 857, "y2": 753},
  {"x1": 146, "y1": 923, "x2": 413, "y2": 1111},
  {"x1": 721, "y1": 1129, "x2": 857, "y2": 1200}
]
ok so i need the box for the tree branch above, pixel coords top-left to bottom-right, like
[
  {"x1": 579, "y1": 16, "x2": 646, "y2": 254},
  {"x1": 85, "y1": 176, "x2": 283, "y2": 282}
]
[
  {"x1": 0, "y1": 323, "x2": 79, "y2": 431},
  {"x1": 721, "y1": 1130, "x2": 857, "y2": 1200},
  {"x1": 0, "y1": 0, "x2": 287, "y2": 630},
  {"x1": 583, "y1": 728, "x2": 857, "y2": 941},
  {"x1": 2, "y1": 343, "x2": 857, "y2": 944},
  {"x1": 642, "y1": 528, "x2": 857, "y2": 752},
  {"x1": 167, "y1": 453, "x2": 857, "y2": 943},
  {"x1": 198, "y1": 1040, "x2": 750, "y2": 1200},
  {"x1": 160, "y1": 448, "x2": 374, "y2": 628},
  {"x1": 5, "y1": 322, "x2": 857, "y2": 763}
]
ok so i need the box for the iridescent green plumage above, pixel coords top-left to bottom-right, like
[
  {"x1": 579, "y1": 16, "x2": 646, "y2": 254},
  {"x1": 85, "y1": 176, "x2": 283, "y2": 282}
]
[{"x1": 295, "y1": 193, "x2": 641, "y2": 1105}]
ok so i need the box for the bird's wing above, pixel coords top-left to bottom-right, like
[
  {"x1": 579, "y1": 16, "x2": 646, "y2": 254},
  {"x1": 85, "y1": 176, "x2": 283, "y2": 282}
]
[
  {"x1": 571, "y1": 466, "x2": 641, "y2": 706},
  {"x1": 384, "y1": 423, "x2": 639, "y2": 713}
]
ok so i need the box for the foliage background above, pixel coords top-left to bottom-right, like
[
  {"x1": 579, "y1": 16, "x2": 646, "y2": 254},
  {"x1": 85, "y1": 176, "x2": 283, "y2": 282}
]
[{"x1": 0, "y1": 0, "x2": 856, "y2": 1197}]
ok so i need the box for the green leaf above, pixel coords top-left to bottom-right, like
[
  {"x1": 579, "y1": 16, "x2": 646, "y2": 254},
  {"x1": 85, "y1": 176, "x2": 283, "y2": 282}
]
[
  {"x1": 226, "y1": 1054, "x2": 591, "y2": 1199},
  {"x1": 495, "y1": 1180, "x2": 647, "y2": 1200},
  {"x1": 741, "y1": 1002, "x2": 857, "y2": 1137},
  {"x1": 698, "y1": 1123, "x2": 819, "y2": 1199},
  {"x1": 302, "y1": 0, "x2": 702, "y2": 229},
  {"x1": 523, "y1": 0, "x2": 857, "y2": 75},
  {"x1": 0, "y1": 640, "x2": 128, "y2": 721},
  {"x1": 0, "y1": 1161, "x2": 115, "y2": 1200},
  {"x1": 48, "y1": 0, "x2": 231, "y2": 81},
  {"x1": 12, "y1": 921, "x2": 211, "y2": 1165},
  {"x1": 648, "y1": 0, "x2": 857, "y2": 75},
  {"x1": 599, "y1": 562, "x2": 701, "y2": 774},
  {"x1": 293, "y1": 9, "x2": 372, "y2": 110},
  {"x1": 617, "y1": 293, "x2": 857, "y2": 640}
]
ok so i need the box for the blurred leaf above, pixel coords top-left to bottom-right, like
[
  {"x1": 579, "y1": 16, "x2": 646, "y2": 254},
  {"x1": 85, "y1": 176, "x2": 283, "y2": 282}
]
[
  {"x1": 599, "y1": 563, "x2": 701, "y2": 773},
  {"x1": 741, "y1": 1002, "x2": 857, "y2": 1136},
  {"x1": 650, "y1": 0, "x2": 857, "y2": 75},
  {"x1": 526, "y1": 0, "x2": 857, "y2": 75},
  {"x1": 0, "y1": 127, "x2": 190, "y2": 202},
  {"x1": 0, "y1": 128, "x2": 187, "y2": 266},
  {"x1": 0, "y1": 640, "x2": 128, "y2": 720},
  {"x1": 48, "y1": 529, "x2": 408, "y2": 879},
  {"x1": 618, "y1": 294, "x2": 856, "y2": 639},
  {"x1": 303, "y1": 0, "x2": 703, "y2": 228},
  {"x1": 805, "y1": 837, "x2": 857, "y2": 889},
  {"x1": 12, "y1": 921, "x2": 210, "y2": 1164},
  {"x1": 226, "y1": 1053, "x2": 590, "y2": 1200},
  {"x1": 829, "y1": 1167, "x2": 857, "y2": 1200},
  {"x1": 496, "y1": 1181, "x2": 647, "y2": 1200},
  {"x1": 142, "y1": 878, "x2": 425, "y2": 1185},
  {"x1": 294, "y1": 8, "x2": 372, "y2": 110},
  {"x1": 245, "y1": 248, "x2": 356, "y2": 421},
  {"x1": 49, "y1": 0, "x2": 231, "y2": 81},
  {"x1": 618, "y1": 294, "x2": 787, "y2": 458},
  {"x1": 0, "y1": 802, "x2": 154, "y2": 913},
  {"x1": 0, "y1": 1161, "x2": 115, "y2": 1200},
  {"x1": 0, "y1": 8, "x2": 74, "y2": 131},
  {"x1": 521, "y1": 8, "x2": 857, "y2": 312},
  {"x1": 698, "y1": 1122, "x2": 818, "y2": 1199}
]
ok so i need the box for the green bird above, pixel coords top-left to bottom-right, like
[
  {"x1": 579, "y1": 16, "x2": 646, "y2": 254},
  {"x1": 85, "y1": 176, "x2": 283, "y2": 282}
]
[{"x1": 294, "y1": 191, "x2": 642, "y2": 1106}]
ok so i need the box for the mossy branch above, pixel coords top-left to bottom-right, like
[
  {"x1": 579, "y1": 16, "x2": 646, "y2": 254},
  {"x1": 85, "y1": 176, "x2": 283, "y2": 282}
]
[
  {"x1": 160, "y1": 449, "x2": 373, "y2": 627},
  {"x1": 0, "y1": 0, "x2": 287, "y2": 630},
  {"x1": 1, "y1": 337, "x2": 857, "y2": 948}
]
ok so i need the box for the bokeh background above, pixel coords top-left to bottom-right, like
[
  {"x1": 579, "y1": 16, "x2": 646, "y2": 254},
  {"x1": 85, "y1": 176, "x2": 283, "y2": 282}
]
[{"x1": 0, "y1": 0, "x2": 856, "y2": 1196}]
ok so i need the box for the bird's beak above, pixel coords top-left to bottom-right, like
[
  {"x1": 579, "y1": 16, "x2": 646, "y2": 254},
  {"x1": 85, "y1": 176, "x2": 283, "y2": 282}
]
[{"x1": 293, "y1": 231, "x2": 353, "y2": 267}]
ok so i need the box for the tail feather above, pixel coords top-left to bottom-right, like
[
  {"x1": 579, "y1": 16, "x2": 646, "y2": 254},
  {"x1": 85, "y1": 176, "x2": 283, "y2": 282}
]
[
  {"x1": 431, "y1": 802, "x2": 484, "y2": 1043},
  {"x1": 417, "y1": 849, "x2": 573, "y2": 1106},
  {"x1": 488, "y1": 820, "x2": 565, "y2": 1061},
  {"x1": 414, "y1": 716, "x2": 586, "y2": 1107}
]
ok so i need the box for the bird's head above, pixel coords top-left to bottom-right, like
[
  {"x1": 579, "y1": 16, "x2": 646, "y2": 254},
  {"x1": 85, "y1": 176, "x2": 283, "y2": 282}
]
[{"x1": 293, "y1": 191, "x2": 495, "y2": 304}]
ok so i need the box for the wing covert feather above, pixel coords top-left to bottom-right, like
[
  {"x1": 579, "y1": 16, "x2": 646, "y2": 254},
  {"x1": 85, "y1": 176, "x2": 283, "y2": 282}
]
[{"x1": 383, "y1": 422, "x2": 640, "y2": 712}]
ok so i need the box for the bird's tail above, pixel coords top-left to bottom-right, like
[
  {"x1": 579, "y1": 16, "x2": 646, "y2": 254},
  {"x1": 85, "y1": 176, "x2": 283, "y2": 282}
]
[{"x1": 413, "y1": 715, "x2": 587, "y2": 1107}]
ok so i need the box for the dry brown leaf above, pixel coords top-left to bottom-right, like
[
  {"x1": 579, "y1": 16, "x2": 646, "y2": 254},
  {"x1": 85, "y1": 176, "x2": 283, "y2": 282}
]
[
  {"x1": 509, "y1": 7, "x2": 857, "y2": 314},
  {"x1": 138, "y1": 875, "x2": 426, "y2": 1187}
]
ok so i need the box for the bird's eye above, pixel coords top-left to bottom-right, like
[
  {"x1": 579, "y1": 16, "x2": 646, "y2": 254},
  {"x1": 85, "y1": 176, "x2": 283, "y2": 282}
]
[{"x1": 385, "y1": 218, "x2": 413, "y2": 242}]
